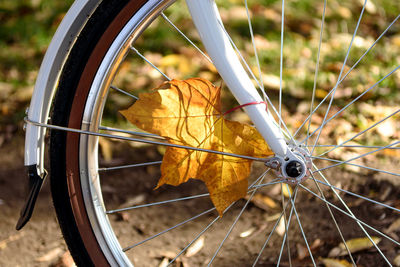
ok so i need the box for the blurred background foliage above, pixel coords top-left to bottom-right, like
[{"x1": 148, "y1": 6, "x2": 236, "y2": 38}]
[{"x1": 0, "y1": 0, "x2": 73, "y2": 127}]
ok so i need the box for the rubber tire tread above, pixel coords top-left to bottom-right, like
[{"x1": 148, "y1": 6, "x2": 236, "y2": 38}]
[{"x1": 50, "y1": 0, "x2": 130, "y2": 266}]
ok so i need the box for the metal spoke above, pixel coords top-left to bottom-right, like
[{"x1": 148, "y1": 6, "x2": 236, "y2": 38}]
[
  {"x1": 309, "y1": 174, "x2": 356, "y2": 265},
  {"x1": 123, "y1": 207, "x2": 215, "y2": 251},
  {"x1": 301, "y1": 64, "x2": 400, "y2": 145},
  {"x1": 161, "y1": 13, "x2": 212, "y2": 63},
  {"x1": 110, "y1": 85, "x2": 138, "y2": 99},
  {"x1": 293, "y1": 14, "x2": 400, "y2": 139},
  {"x1": 311, "y1": 155, "x2": 400, "y2": 177},
  {"x1": 280, "y1": 184, "x2": 292, "y2": 267},
  {"x1": 318, "y1": 109, "x2": 400, "y2": 157},
  {"x1": 244, "y1": 0, "x2": 265, "y2": 98},
  {"x1": 285, "y1": 184, "x2": 316, "y2": 266},
  {"x1": 300, "y1": 184, "x2": 400, "y2": 247},
  {"x1": 252, "y1": 187, "x2": 299, "y2": 266},
  {"x1": 312, "y1": 140, "x2": 400, "y2": 173},
  {"x1": 278, "y1": 0, "x2": 285, "y2": 128},
  {"x1": 99, "y1": 161, "x2": 162, "y2": 172},
  {"x1": 130, "y1": 46, "x2": 171, "y2": 80},
  {"x1": 306, "y1": 144, "x2": 400, "y2": 149},
  {"x1": 207, "y1": 173, "x2": 268, "y2": 266},
  {"x1": 107, "y1": 171, "x2": 271, "y2": 214},
  {"x1": 107, "y1": 193, "x2": 209, "y2": 214},
  {"x1": 26, "y1": 118, "x2": 268, "y2": 162},
  {"x1": 306, "y1": 0, "x2": 327, "y2": 146},
  {"x1": 276, "y1": 187, "x2": 296, "y2": 266},
  {"x1": 313, "y1": 178, "x2": 400, "y2": 213},
  {"x1": 309, "y1": 0, "x2": 368, "y2": 154},
  {"x1": 312, "y1": 164, "x2": 392, "y2": 264},
  {"x1": 167, "y1": 216, "x2": 220, "y2": 266},
  {"x1": 99, "y1": 125, "x2": 165, "y2": 140}
]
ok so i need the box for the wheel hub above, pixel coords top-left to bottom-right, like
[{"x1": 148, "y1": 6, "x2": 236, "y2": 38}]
[{"x1": 265, "y1": 145, "x2": 312, "y2": 185}]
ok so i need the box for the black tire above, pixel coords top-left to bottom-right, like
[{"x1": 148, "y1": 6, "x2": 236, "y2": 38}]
[{"x1": 50, "y1": 0, "x2": 147, "y2": 265}]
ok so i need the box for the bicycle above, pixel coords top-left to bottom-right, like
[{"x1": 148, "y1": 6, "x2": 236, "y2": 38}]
[{"x1": 17, "y1": 0, "x2": 400, "y2": 266}]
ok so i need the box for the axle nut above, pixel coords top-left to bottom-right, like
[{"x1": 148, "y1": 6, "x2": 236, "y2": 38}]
[{"x1": 285, "y1": 161, "x2": 302, "y2": 178}]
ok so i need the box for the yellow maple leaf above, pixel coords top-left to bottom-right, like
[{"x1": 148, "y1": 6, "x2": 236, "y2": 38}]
[{"x1": 120, "y1": 78, "x2": 273, "y2": 214}]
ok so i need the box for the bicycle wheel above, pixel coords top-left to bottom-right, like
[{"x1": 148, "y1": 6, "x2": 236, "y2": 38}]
[{"x1": 50, "y1": 0, "x2": 400, "y2": 266}]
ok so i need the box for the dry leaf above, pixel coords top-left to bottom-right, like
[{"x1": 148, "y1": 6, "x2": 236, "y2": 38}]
[
  {"x1": 240, "y1": 227, "x2": 257, "y2": 238},
  {"x1": 276, "y1": 217, "x2": 286, "y2": 236},
  {"x1": 0, "y1": 232, "x2": 24, "y2": 250},
  {"x1": 36, "y1": 248, "x2": 63, "y2": 262},
  {"x1": 340, "y1": 236, "x2": 381, "y2": 253},
  {"x1": 322, "y1": 258, "x2": 352, "y2": 267},
  {"x1": 53, "y1": 251, "x2": 77, "y2": 267},
  {"x1": 158, "y1": 257, "x2": 169, "y2": 267},
  {"x1": 248, "y1": 193, "x2": 277, "y2": 211},
  {"x1": 186, "y1": 236, "x2": 205, "y2": 257},
  {"x1": 394, "y1": 254, "x2": 400, "y2": 267},
  {"x1": 329, "y1": 236, "x2": 381, "y2": 256},
  {"x1": 385, "y1": 218, "x2": 400, "y2": 234},
  {"x1": 121, "y1": 78, "x2": 272, "y2": 214},
  {"x1": 282, "y1": 184, "x2": 293, "y2": 198}
]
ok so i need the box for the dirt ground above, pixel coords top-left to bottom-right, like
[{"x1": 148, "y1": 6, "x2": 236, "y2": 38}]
[{"x1": 1, "y1": 133, "x2": 399, "y2": 267}]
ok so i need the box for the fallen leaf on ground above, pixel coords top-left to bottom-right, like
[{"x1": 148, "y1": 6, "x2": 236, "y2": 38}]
[
  {"x1": 328, "y1": 236, "x2": 381, "y2": 256},
  {"x1": 36, "y1": 247, "x2": 63, "y2": 262},
  {"x1": 240, "y1": 227, "x2": 257, "y2": 238},
  {"x1": 247, "y1": 193, "x2": 277, "y2": 211},
  {"x1": 385, "y1": 218, "x2": 400, "y2": 234},
  {"x1": 394, "y1": 254, "x2": 400, "y2": 266},
  {"x1": 0, "y1": 232, "x2": 25, "y2": 250},
  {"x1": 121, "y1": 78, "x2": 272, "y2": 214},
  {"x1": 52, "y1": 251, "x2": 76, "y2": 267},
  {"x1": 186, "y1": 236, "x2": 205, "y2": 257},
  {"x1": 322, "y1": 258, "x2": 352, "y2": 267}
]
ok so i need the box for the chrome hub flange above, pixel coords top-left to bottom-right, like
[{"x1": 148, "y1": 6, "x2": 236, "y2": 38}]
[{"x1": 265, "y1": 145, "x2": 312, "y2": 185}]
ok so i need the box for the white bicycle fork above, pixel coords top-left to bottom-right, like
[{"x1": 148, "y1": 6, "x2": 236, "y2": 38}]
[{"x1": 185, "y1": 0, "x2": 308, "y2": 179}]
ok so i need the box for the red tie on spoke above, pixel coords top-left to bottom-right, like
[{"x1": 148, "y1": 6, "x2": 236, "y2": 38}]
[{"x1": 223, "y1": 101, "x2": 268, "y2": 116}]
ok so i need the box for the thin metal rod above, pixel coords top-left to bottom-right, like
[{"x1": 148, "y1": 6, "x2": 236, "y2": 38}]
[
  {"x1": 305, "y1": 0, "x2": 327, "y2": 146},
  {"x1": 285, "y1": 184, "x2": 316, "y2": 266},
  {"x1": 207, "y1": 173, "x2": 267, "y2": 266},
  {"x1": 130, "y1": 46, "x2": 171, "y2": 80},
  {"x1": 99, "y1": 125, "x2": 165, "y2": 140},
  {"x1": 252, "y1": 187, "x2": 299, "y2": 266},
  {"x1": 301, "y1": 65, "x2": 400, "y2": 144},
  {"x1": 313, "y1": 178, "x2": 400, "y2": 213},
  {"x1": 99, "y1": 161, "x2": 162, "y2": 172},
  {"x1": 312, "y1": 163, "x2": 392, "y2": 264},
  {"x1": 306, "y1": 144, "x2": 400, "y2": 149},
  {"x1": 161, "y1": 13, "x2": 212, "y2": 63},
  {"x1": 244, "y1": 0, "x2": 265, "y2": 98},
  {"x1": 107, "y1": 193, "x2": 209, "y2": 214},
  {"x1": 25, "y1": 118, "x2": 268, "y2": 162},
  {"x1": 300, "y1": 184, "x2": 400, "y2": 247},
  {"x1": 278, "y1": 0, "x2": 285, "y2": 129},
  {"x1": 167, "y1": 216, "x2": 220, "y2": 266},
  {"x1": 313, "y1": 140, "x2": 400, "y2": 173},
  {"x1": 309, "y1": 0, "x2": 367, "y2": 154},
  {"x1": 293, "y1": 14, "x2": 400, "y2": 139},
  {"x1": 310, "y1": 174, "x2": 356, "y2": 265},
  {"x1": 276, "y1": 187, "x2": 296, "y2": 266},
  {"x1": 280, "y1": 184, "x2": 292, "y2": 267},
  {"x1": 123, "y1": 207, "x2": 215, "y2": 252},
  {"x1": 110, "y1": 85, "x2": 138, "y2": 99},
  {"x1": 311, "y1": 155, "x2": 400, "y2": 177},
  {"x1": 318, "y1": 109, "x2": 400, "y2": 157}
]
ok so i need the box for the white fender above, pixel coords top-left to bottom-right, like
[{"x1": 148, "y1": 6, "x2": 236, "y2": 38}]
[{"x1": 24, "y1": 0, "x2": 100, "y2": 175}]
